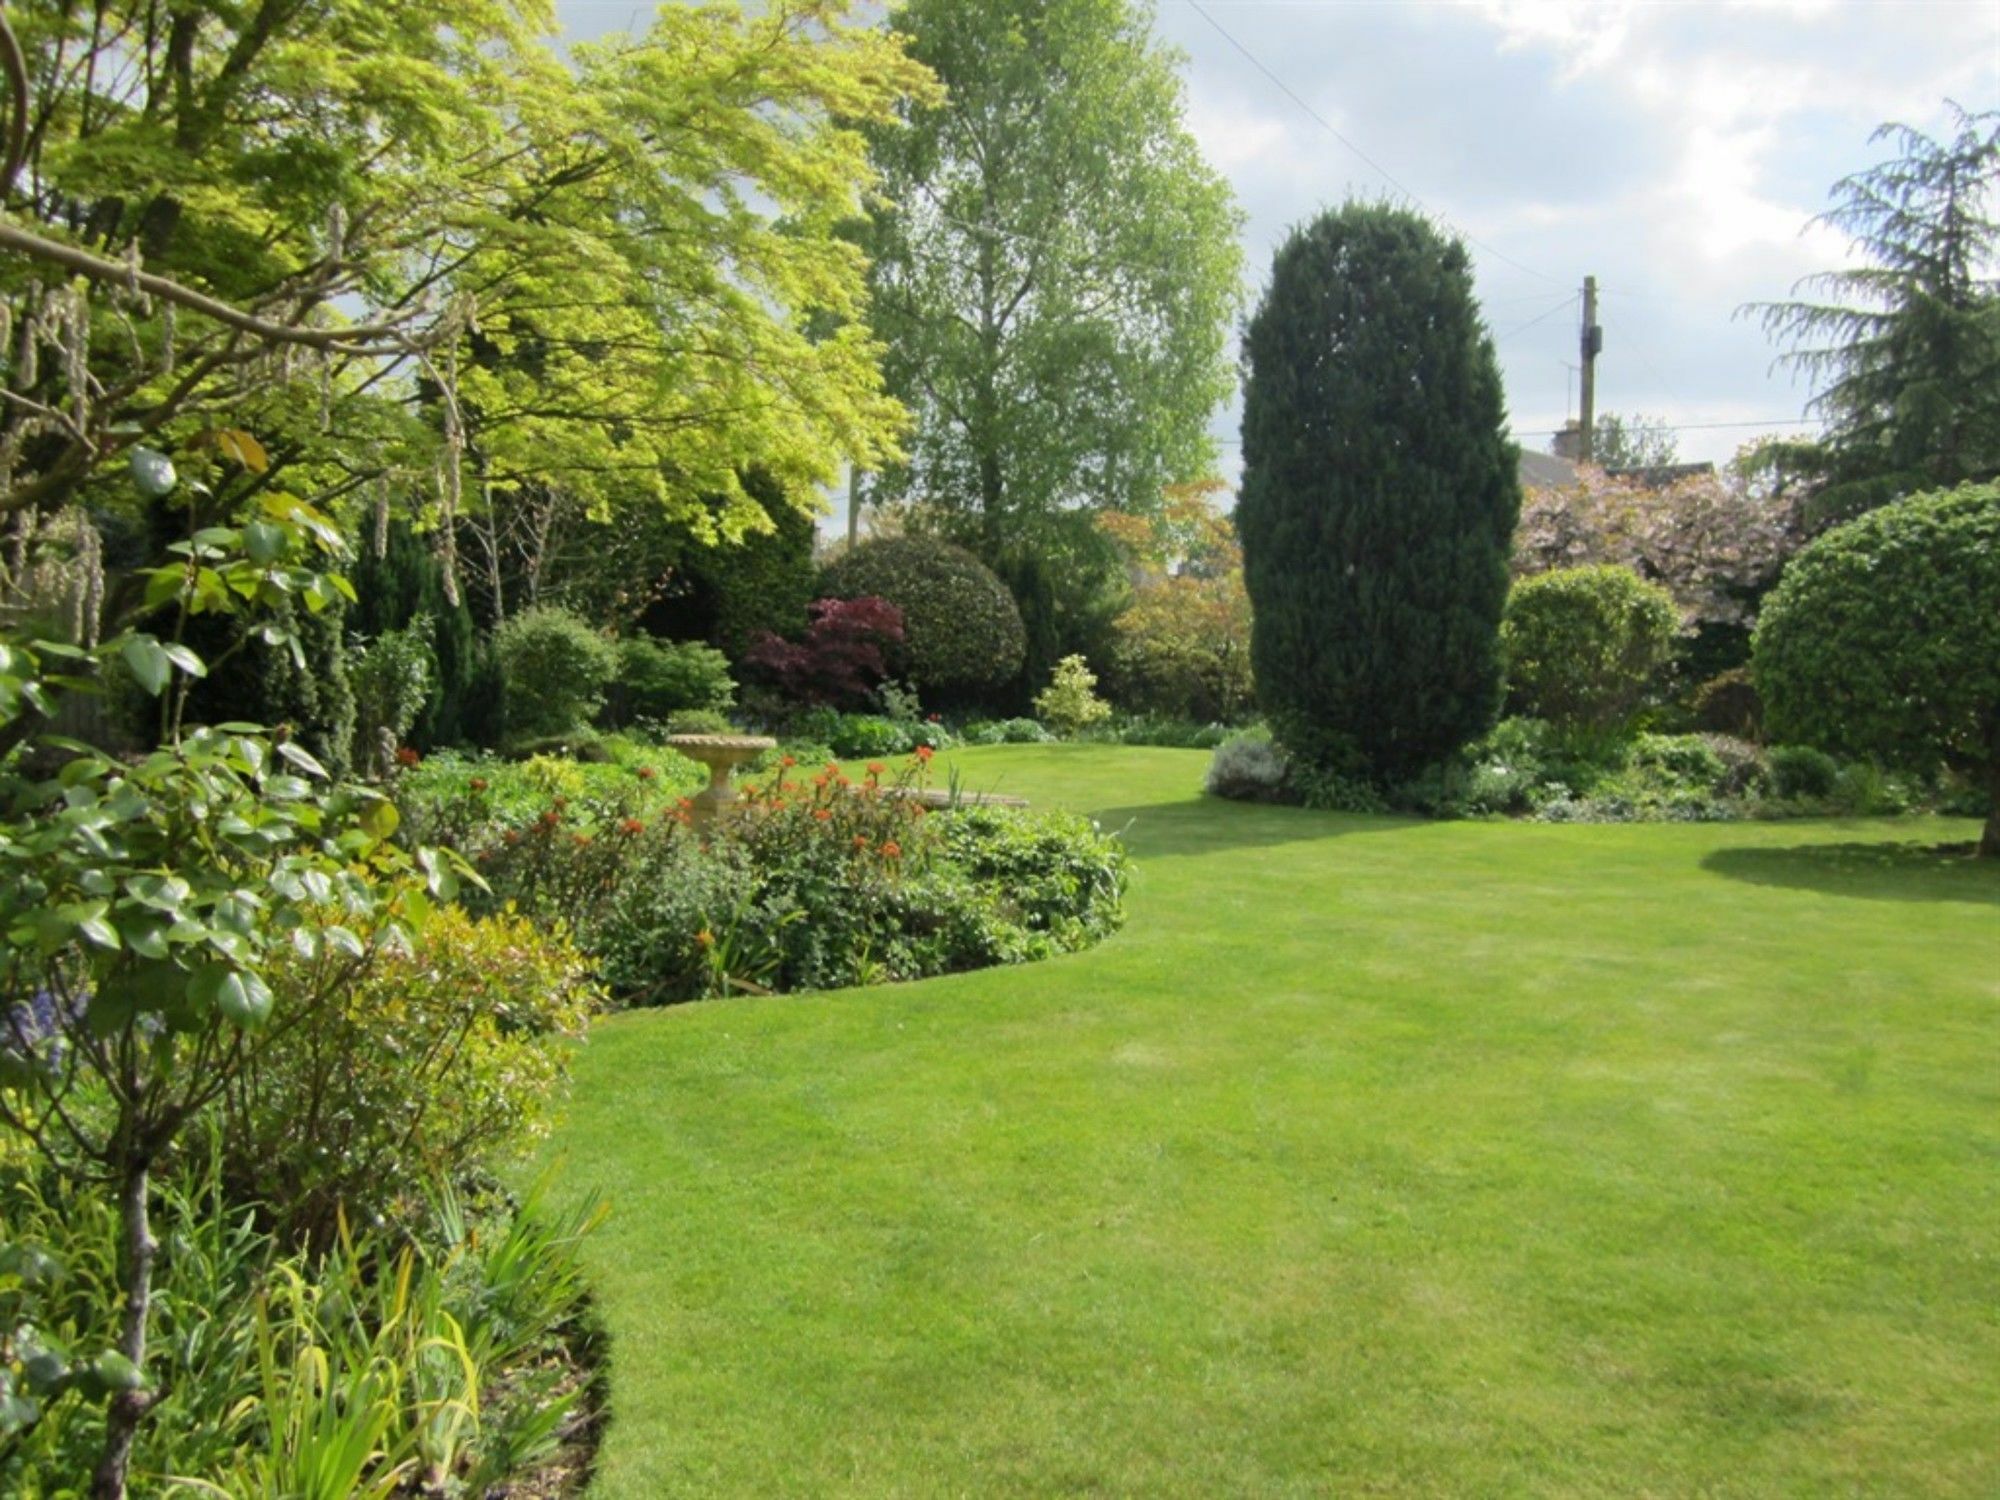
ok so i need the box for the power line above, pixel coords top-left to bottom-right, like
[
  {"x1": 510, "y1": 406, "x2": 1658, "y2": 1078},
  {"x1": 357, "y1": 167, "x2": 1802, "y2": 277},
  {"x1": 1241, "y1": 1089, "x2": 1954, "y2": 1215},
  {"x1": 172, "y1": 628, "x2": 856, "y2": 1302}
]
[
  {"x1": 1492, "y1": 292, "x2": 1578, "y2": 344},
  {"x1": 1212, "y1": 417, "x2": 1820, "y2": 446},
  {"x1": 1181, "y1": 0, "x2": 1562, "y2": 288}
]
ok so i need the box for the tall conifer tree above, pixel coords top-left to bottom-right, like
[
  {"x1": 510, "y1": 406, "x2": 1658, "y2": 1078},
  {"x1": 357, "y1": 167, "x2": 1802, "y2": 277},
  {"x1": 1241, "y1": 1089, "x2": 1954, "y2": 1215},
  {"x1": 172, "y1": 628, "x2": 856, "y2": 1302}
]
[{"x1": 1237, "y1": 204, "x2": 1519, "y2": 781}]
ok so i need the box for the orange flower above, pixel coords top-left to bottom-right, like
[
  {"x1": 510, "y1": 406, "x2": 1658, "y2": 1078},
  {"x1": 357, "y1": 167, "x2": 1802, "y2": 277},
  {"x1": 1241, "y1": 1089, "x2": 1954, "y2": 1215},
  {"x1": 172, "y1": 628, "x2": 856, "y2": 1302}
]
[
  {"x1": 853, "y1": 835, "x2": 870, "y2": 849},
  {"x1": 468, "y1": 776, "x2": 489, "y2": 792},
  {"x1": 867, "y1": 761, "x2": 886, "y2": 777},
  {"x1": 395, "y1": 746, "x2": 422, "y2": 768},
  {"x1": 914, "y1": 745, "x2": 934, "y2": 763},
  {"x1": 695, "y1": 928, "x2": 714, "y2": 948},
  {"x1": 573, "y1": 833, "x2": 593, "y2": 847},
  {"x1": 781, "y1": 755, "x2": 798, "y2": 768},
  {"x1": 619, "y1": 818, "x2": 645, "y2": 836},
  {"x1": 813, "y1": 808, "x2": 831, "y2": 821},
  {"x1": 880, "y1": 840, "x2": 902, "y2": 859},
  {"x1": 636, "y1": 766, "x2": 657, "y2": 781}
]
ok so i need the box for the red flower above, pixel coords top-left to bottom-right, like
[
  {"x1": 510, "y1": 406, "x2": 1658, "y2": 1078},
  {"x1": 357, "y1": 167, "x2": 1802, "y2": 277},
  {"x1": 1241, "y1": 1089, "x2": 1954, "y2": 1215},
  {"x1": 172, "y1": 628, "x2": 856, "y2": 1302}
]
[
  {"x1": 395, "y1": 746, "x2": 422, "y2": 768},
  {"x1": 503, "y1": 830, "x2": 520, "y2": 845},
  {"x1": 619, "y1": 818, "x2": 645, "y2": 836},
  {"x1": 813, "y1": 808, "x2": 831, "y2": 821},
  {"x1": 853, "y1": 835, "x2": 870, "y2": 849},
  {"x1": 468, "y1": 776, "x2": 489, "y2": 792},
  {"x1": 636, "y1": 766, "x2": 657, "y2": 781},
  {"x1": 538, "y1": 810, "x2": 561, "y2": 829},
  {"x1": 927, "y1": 713, "x2": 940, "y2": 722}
]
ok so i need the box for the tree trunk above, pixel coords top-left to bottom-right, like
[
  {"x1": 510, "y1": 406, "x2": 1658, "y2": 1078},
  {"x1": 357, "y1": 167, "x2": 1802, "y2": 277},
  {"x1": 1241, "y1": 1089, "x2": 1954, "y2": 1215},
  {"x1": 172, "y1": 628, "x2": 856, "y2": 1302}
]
[
  {"x1": 90, "y1": 1157, "x2": 155, "y2": 1500},
  {"x1": 1982, "y1": 759, "x2": 1999, "y2": 858}
]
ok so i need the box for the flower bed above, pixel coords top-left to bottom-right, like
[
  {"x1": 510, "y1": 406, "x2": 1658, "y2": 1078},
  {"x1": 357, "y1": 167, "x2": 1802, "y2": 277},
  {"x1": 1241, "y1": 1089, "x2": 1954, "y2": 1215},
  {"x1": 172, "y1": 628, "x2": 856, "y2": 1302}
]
[{"x1": 401, "y1": 749, "x2": 1128, "y2": 1004}]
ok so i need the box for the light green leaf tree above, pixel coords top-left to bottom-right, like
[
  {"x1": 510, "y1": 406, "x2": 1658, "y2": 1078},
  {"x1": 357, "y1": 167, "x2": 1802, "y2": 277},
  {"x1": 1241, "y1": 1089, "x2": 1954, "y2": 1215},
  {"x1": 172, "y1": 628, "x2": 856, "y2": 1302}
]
[{"x1": 855, "y1": 0, "x2": 1243, "y2": 578}]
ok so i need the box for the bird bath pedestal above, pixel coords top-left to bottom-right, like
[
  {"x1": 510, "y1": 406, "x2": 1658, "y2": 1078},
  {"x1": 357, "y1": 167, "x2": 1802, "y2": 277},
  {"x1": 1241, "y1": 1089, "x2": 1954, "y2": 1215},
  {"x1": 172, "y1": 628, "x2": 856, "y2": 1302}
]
[{"x1": 666, "y1": 734, "x2": 777, "y2": 823}]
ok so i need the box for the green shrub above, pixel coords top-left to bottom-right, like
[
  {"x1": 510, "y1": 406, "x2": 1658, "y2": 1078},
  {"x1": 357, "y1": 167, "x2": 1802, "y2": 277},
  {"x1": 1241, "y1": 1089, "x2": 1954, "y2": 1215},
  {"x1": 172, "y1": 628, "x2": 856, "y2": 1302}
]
[
  {"x1": 819, "y1": 536, "x2": 1026, "y2": 697},
  {"x1": 1752, "y1": 481, "x2": 2000, "y2": 853},
  {"x1": 1690, "y1": 666, "x2": 1763, "y2": 740},
  {"x1": 664, "y1": 707, "x2": 734, "y2": 736},
  {"x1": 0, "y1": 1165, "x2": 600, "y2": 1497},
  {"x1": 349, "y1": 624, "x2": 436, "y2": 772},
  {"x1": 1502, "y1": 565, "x2": 1680, "y2": 735},
  {"x1": 1112, "y1": 714, "x2": 1233, "y2": 749},
  {"x1": 1033, "y1": 654, "x2": 1113, "y2": 736},
  {"x1": 225, "y1": 907, "x2": 598, "y2": 1248},
  {"x1": 1628, "y1": 732, "x2": 1727, "y2": 790},
  {"x1": 611, "y1": 634, "x2": 735, "y2": 727},
  {"x1": 418, "y1": 752, "x2": 1126, "y2": 1004},
  {"x1": 494, "y1": 606, "x2": 619, "y2": 740}
]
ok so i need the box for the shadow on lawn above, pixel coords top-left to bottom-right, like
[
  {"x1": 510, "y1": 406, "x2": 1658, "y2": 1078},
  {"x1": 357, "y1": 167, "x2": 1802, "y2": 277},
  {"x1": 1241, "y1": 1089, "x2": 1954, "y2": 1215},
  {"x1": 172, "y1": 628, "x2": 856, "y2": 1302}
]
[
  {"x1": 1702, "y1": 840, "x2": 2000, "y2": 905},
  {"x1": 1086, "y1": 796, "x2": 1416, "y2": 860}
]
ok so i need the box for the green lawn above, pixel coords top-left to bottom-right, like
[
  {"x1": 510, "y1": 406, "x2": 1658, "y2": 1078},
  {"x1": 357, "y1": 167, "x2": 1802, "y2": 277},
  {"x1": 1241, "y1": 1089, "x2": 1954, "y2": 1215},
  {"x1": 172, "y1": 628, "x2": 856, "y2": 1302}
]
[{"x1": 543, "y1": 746, "x2": 2000, "y2": 1497}]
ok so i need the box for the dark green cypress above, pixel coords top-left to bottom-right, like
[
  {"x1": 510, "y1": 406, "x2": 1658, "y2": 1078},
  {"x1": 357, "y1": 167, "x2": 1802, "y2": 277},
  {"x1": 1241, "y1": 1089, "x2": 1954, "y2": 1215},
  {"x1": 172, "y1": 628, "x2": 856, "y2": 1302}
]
[
  {"x1": 347, "y1": 522, "x2": 481, "y2": 748},
  {"x1": 1236, "y1": 203, "x2": 1520, "y2": 781}
]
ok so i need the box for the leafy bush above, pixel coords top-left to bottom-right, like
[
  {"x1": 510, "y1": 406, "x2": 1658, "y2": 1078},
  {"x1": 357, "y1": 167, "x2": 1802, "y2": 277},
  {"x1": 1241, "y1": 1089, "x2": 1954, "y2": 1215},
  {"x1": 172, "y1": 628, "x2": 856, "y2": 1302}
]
[
  {"x1": 665, "y1": 707, "x2": 735, "y2": 736},
  {"x1": 744, "y1": 595, "x2": 905, "y2": 708},
  {"x1": 1752, "y1": 481, "x2": 2000, "y2": 853},
  {"x1": 423, "y1": 752, "x2": 1126, "y2": 1003},
  {"x1": 1205, "y1": 728, "x2": 1289, "y2": 802},
  {"x1": 494, "y1": 606, "x2": 620, "y2": 740},
  {"x1": 223, "y1": 908, "x2": 598, "y2": 1248},
  {"x1": 0, "y1": 1165, "x2": 600, "y2": 1497},
  {"x1": 1109, "y1": 714, "x2": 1234, "y2": 749},
  {"x1": 1767, "y1": 744, "x2": 1840, "y2": 800},
  {"x1": 1627, "y1": 732, "x2": 1727, "y2": 790},
  {"x1": 349, "y1": 624, "x2": 436, "y2": 773},
  {"x1": 611, "y1": 634, "x2": 735, "y2": 726},
  {"x1": 1501, "y1": 565, "x2": 1680, "y2": 734},
  {"x1": 961, "y1": 717, "x2": 1056, "y2": 746},
  {"x1": 1691, "y1": 666, "x2": 1763, "y2": 739},
  {"x1": 819, "y1": 537, "x2": 1026, "y2": 697},
  {"x1": 1033, "y1": 654, "x2": 1113, "y2": 736}
]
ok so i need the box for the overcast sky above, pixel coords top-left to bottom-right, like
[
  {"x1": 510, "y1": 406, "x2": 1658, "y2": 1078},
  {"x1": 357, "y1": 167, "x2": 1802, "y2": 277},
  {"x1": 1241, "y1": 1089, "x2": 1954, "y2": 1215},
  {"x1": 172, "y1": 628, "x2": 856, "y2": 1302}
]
[{"x1": 555, "y1": 0, "x2": 1998, "y2": 486}]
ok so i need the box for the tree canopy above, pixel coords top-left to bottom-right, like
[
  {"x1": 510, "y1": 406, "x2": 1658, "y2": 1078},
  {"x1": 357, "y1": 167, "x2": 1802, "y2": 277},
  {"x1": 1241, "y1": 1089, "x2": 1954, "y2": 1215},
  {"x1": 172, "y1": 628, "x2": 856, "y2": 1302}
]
[
  {"x1": 1746, "y1": 103, "x2": 2000, "y2": 521},
  {"x1": 0, "y1": 0, "x2": 935, "y2": 558},
  {"x1": 856, "y1": 0, "x2": 1242, "y2": 560}
]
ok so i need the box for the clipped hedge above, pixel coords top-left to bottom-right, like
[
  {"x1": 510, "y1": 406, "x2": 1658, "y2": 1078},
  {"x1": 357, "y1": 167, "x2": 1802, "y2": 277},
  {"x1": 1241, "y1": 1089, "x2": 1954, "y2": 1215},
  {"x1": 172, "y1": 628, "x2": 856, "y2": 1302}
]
[{"x1": 818, "y1": 537, "x2": 1025, "y2": 696}]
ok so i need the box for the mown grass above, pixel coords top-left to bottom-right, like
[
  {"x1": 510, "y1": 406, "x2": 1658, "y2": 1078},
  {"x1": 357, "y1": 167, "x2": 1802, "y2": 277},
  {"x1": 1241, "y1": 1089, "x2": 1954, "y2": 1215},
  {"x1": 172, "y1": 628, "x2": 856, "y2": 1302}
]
[{"x1": 543, "y1": 745, "x2": 1999, "y2": 1497}]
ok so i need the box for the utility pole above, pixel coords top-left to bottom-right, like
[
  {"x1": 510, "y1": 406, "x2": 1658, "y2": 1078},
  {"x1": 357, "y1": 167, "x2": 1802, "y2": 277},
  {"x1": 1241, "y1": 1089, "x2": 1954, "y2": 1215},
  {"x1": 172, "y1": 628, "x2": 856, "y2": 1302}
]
[{"x1": 1578, "y1": 274, "x2": 1601, "y2": 464}]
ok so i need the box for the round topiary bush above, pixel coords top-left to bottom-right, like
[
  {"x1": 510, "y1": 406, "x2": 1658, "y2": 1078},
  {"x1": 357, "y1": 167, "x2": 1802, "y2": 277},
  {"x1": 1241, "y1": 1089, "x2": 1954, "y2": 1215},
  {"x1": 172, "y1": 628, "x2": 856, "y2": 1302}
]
[
  {"x1": 494, "y1": 606, "x2": 620, "y2": 741},
  {"x1": 1502, "y1": 565, "x2": 1680, "y2": 735},
  {"x1": 818, "y1": 537, "x2": 1025, "y2": 697},
  {"x1": 1752, "y1": 481, "x2": 2000, "y2": 854}
]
